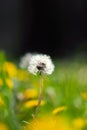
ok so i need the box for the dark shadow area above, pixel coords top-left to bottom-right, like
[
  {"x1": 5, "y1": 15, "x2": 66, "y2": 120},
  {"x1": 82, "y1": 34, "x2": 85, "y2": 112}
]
[{"x1": 0, "y1": 0, "x2": 87, "y2": 58}]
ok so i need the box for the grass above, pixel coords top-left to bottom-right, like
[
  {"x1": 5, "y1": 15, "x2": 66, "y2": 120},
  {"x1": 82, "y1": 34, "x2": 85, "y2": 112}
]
[{"x1": 0, "y1": 51, "x2": 87, "y2": 129}]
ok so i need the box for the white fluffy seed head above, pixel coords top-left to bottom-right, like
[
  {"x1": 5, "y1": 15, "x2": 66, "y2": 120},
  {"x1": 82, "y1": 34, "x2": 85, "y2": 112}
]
[
  {"x1": 28, "y1": 54, "x2": 55, "y2": 75},
  {"x1": 19, "y1": 53, "x2": 34, "y2": 69}
]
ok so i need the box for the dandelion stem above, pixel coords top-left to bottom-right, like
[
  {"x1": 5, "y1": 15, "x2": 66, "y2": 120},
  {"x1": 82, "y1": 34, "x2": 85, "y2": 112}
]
[{"x1": 34, "y1": 76, "x2": 43, "y2": 117}]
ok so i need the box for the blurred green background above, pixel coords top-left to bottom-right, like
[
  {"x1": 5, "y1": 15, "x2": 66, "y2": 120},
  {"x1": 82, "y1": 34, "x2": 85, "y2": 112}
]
[{"x1": 0, "y1": 51, "x2": 87, "y2": 130}]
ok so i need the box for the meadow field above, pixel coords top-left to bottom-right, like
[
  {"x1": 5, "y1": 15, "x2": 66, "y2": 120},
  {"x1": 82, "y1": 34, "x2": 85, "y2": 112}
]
[{"x1": 0, "y1": 51, "x2": 87, "y2": 130}]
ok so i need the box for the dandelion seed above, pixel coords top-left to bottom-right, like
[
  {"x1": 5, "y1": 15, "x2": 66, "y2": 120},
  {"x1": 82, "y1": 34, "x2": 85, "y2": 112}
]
[{"x1": 28, "y1": 54, "x2": 54, "y2": 75}]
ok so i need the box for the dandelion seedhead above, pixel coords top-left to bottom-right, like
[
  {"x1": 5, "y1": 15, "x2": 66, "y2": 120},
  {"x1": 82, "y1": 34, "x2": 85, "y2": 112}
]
[
  {"x1": 28, "y1": 53, "x2": 55, "y2": 117},
  {"x1": 19, "y1": 53, "x2": 34, "y2": 69},
  {"x1": 28, "y1": 54, "x2": 54, "y2": 75}
]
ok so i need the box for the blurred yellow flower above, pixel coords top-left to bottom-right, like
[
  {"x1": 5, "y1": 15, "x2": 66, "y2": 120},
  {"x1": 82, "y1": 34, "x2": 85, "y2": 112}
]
[
  {"x1": 0, "y1": 78, "x2": 3, "y2": 87},
  {"x1": 6, "y1": 79, "x2": 13, "y2": 89},
  {"x1": 4, "y1": 62, "x2": 17, "y2": 77},
  {"x1": 0, "y1": 97, "x2": 4, "y2": 106},
  {"x1": 81, "y1": 92, "x2": 87, "y2": 100},
  {"x1": 52, "y1": 106, "x2": 67, "y2": 115},
  {"x1": 25, "y1": 116, "x2": 72, "y2": 130},
  {"x1": 24, "y1": 99, "x2": 45, "y2": 108},
  {"x1": 72, "y1": 118, "x2": 85, "y2": 130},
  {"x1": 24, "y1": 89, "x2": 37, "y2": 99},
  {"x1": 0, "y1": 123, "x2": 8, "y2": 130}
]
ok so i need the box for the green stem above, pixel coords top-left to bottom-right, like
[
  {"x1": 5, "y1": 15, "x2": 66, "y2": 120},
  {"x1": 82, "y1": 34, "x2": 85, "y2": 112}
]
[{"x1": 34, "y1": 76, "x2": 43, "y2": 118}]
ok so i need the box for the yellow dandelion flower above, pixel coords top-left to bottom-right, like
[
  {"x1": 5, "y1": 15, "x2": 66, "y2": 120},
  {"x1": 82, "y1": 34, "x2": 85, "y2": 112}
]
[
  {"x1": 81, "y1": 92, "x2": 87, "y2": 100},
  {"x1": 0, "y1": 97, "x2": 4, "y2": 106},
  {"x1": 52, "y1": 106, "x2": 67, "y2": 115},
  {"x1": 6, "y1": 79, "x2": 13, "y2": 89},
  {"x1": 24, "y1": 89, "x2": 37, "y2": 99},
  {"x1": 0, "y1": 123, "x2": 8, "y2": 130},
  {"x1": 25, "y1": 116, "x2": 72, "y2": 130},
  {"x1": 4, "y1": 62, "x2": 17, "y2": 77},
  {"x1": 0, "y1": 78, "x2": 3, "y2": 87},
  {"x1": 72, "y1": 118, "x2": 85, "y2": 130},
  {"x1": 24, "y1": 99, "x2": 45, "y2": 108}
]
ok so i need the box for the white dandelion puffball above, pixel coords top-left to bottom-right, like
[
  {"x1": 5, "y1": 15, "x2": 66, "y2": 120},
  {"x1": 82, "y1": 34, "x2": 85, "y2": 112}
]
[
  {"x1": 19, "y1": 53, "x2": 34, "y2": 69},
  {"x1": 28, "y1": 54, "x2": 55, "y2": 75}
]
